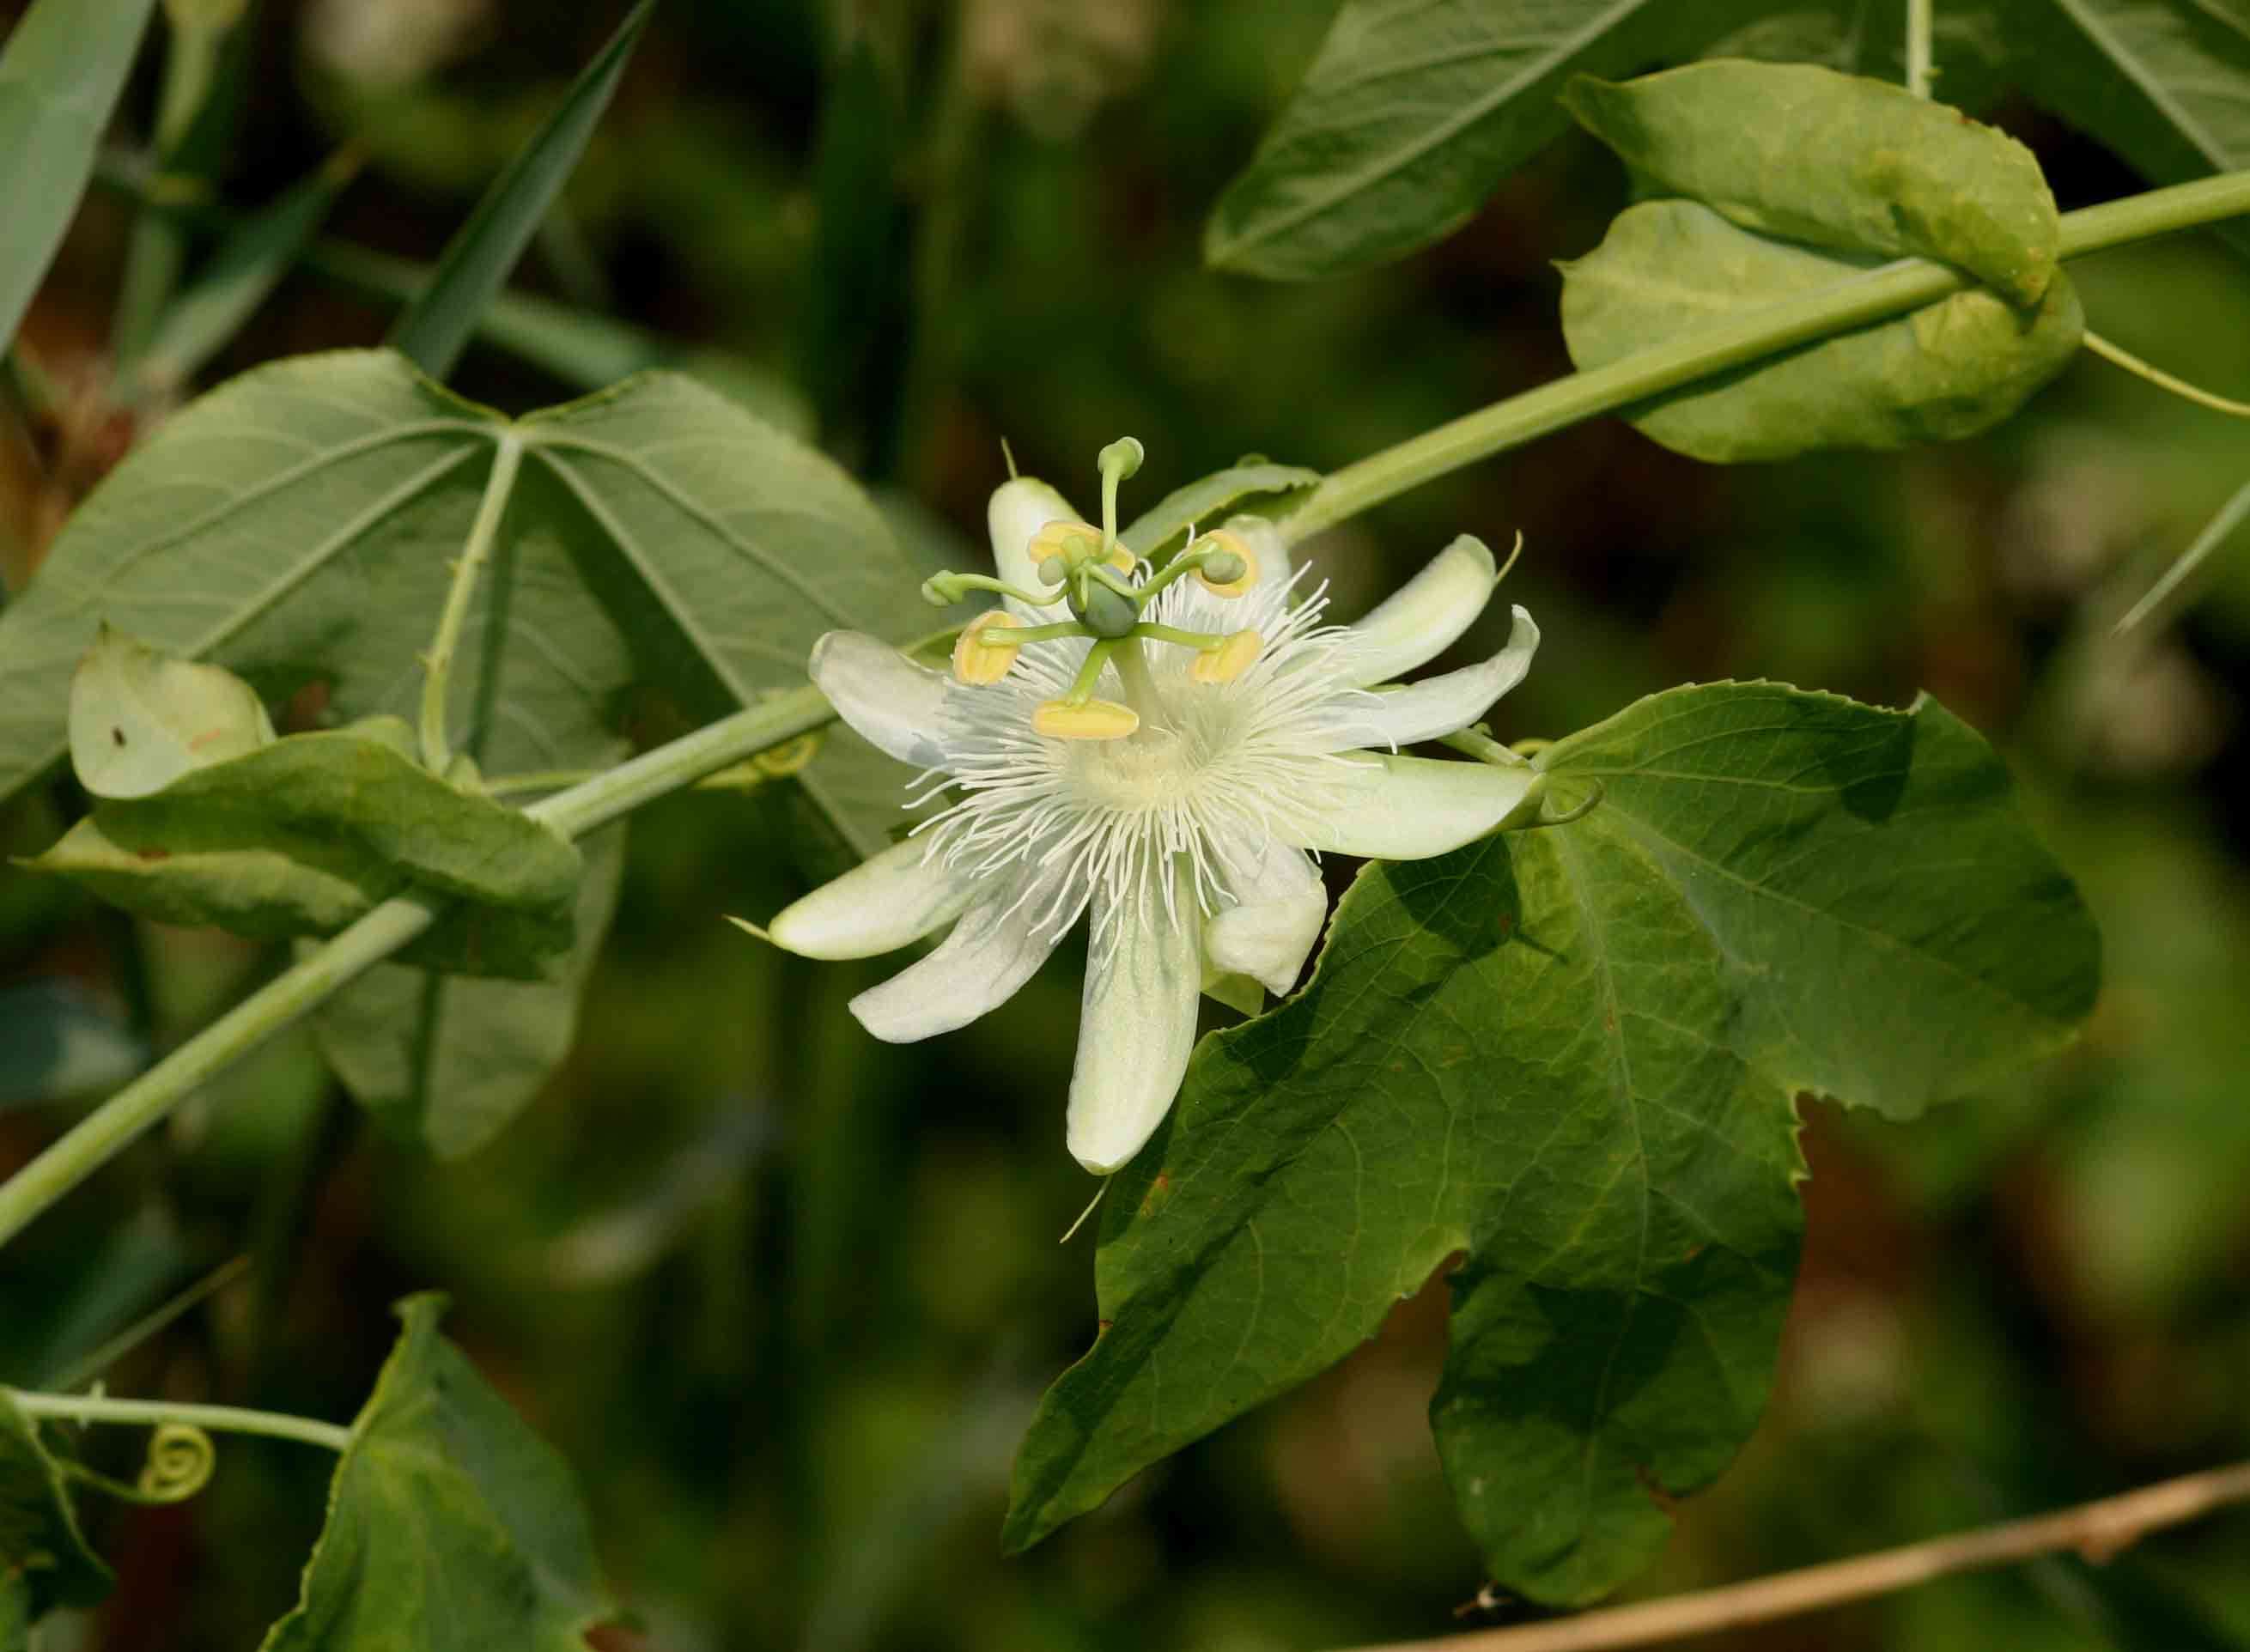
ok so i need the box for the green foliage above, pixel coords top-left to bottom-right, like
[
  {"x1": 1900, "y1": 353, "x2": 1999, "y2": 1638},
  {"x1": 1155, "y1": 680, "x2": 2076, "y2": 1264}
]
[
  {"x1": 2001, "y1": 0, "x2": 2250, "y2": 258},
  {"x1": 312, "y1": 828, "x2": 626, "y2": 1158},
  {"x1": 385, "y1": 0, "x2": 654, "y2": 381},
  {"x1": 1118, "y1": 459, "x2": 1322, "y2": 558},
  {"x1": 1004, "y1": 685, "x2": 2099, "y2": 1605},
  {"x1": 1561, "y1": 62, "x2": 2060, "y2": 305},
  {"x1": 1202, "y1": 0, "x2": 1773, "y2": 279},
  {"x1": 133, "y1": 154, "x2": 358, "y2": 395},
  {"x1": 0, "y1": 0, "x2": 161, "y2": 351},
  {"x1": 27, "y1": 724, "x2": 584, "y2": 975},
  {"x1": 0, "y1": 1392, "x2": 112, "y2": 1623},
  {"x1": 0, "y1": 347, "x2": 911, "y2": 838},
  {"x1": 255, "y1": 1295, "x2": 610, "y2": 1651},
  {"x1": 1560, "y1": 200, "x2": 2086, "y2": 461}
]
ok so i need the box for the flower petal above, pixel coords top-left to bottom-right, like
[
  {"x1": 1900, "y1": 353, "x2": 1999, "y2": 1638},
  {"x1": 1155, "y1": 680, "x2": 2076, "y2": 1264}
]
[
  {"x1": 988, "y1": 477, "x2": 1085, "y2": 617},
  {"x1": 1291, "y1": 752, "x2": 1545, "y2": 859},
  {"x1": 808, "y1": 631, "x2": 952, "y2": 768},
  {"x1": 1067, "y1": 863, "x2": 1202, "y2": 1175},
  {"x1": 767, "y1": 839, "x2": 976, "y2": 960},
  {"x1": 1314, "y1": 605, "x2": 1540, "y2": 750},
  {"x1": 848, "y1": 876, "x2": 1068, "y2": 1042},
  {"x1": 1344, "y1": 534, "x2": 1498, "y2": 686},
  {"x1": 1204, "y1": 841, "x2": 1325, "y2": 999}
]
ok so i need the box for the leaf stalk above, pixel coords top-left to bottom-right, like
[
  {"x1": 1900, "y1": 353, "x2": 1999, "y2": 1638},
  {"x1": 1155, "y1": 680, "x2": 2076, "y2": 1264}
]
[
  {"x1": 1279, "y1": 169, "x2": 2250, "y2": 544},
  {"x1": 7, "y1": 1388, "x2": 352, "y2": 1453}
]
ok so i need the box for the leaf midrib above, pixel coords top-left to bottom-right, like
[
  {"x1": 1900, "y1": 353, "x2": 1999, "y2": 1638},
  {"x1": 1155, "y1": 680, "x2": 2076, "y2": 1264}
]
[
  {"x1": 2045, "y1": 0, "x2": 2242, "y2": 165},
  {"x1": 1213, "y1": 0, "x2": 1655, "y2": 258}
]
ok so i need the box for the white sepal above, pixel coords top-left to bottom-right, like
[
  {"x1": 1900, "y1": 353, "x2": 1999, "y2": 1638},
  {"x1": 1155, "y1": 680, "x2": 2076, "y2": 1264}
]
[
  {"x1": 1292, "y1": 752, "x2": 1544, "y2": 859},
  {"x1": 1343, "y1": 534, "x2": 1497, "y2": 687},
  {"x1": 1317, "y1": 604, "x2": 1540, "y2": 749},
  {"x1": 808, "y1": 631, "x2": 952, "y2": 769},
  {"x1": 849, "y1": 873, "x2": 1067, "y2": 1042},
  {"x1": 1204, "y1": 841, "x2": 1325, "y2": 999},
  {"x1": 767, "y1": 839, "x2": 975, "y2": 960},
  {"x1": 987, "y1": 477, "x2": 1085, "y2": 617},
  {"x1": 1066, "y1": 862, "x2": 1202, "y2": 1175}
]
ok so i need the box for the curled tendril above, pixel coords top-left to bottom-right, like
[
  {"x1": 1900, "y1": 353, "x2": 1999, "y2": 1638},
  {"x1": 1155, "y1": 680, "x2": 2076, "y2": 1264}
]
[
  {"x1": 52, "y1": 1422, "x2": 217, "y2": 1506},
  {"x1": 137, "y1": 1423, "x2": 216, "y2": 1502},
  {"x1": 1516, "y1": 778, "x2": 1604, "y2": 830}
]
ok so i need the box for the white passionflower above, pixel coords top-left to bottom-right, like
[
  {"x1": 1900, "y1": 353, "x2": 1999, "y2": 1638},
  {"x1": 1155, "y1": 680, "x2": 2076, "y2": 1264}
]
[{"x1": 759, "y1": 441, "x2": 1544, "y2": 1176}]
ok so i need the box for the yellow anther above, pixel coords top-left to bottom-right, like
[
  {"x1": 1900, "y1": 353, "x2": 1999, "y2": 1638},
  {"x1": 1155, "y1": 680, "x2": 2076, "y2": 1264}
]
[
  {"x1": 952, "y1": 611, "x2": 1023, "y2": 685},
  {"x1": 1193, "y1": 529, "x2": 1259, "y2": 598},
  {"x1": 1104, "y1": 543, "x2": 1136, "y2": 575},
  {"x1": 1032, "y1": 698, "x2": 1140, "y2": 740},
  {"x1": 1190, "y1": 629, "x2": 1262, "y2": 684},
  {"x1": 1029, "y1": 519, "x2": 1104, "y2": 573}
]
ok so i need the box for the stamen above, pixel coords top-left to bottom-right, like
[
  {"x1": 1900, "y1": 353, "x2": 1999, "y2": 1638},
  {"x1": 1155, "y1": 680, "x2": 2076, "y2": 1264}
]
[
  {"x1": 1034, "y1": 698, "x2": 1140, "y2": 739},
  {"x1": 1190, "y1": 629, "x2": 1262, "y2": 683},
  {"x1": 952, "y1": 610, "x2": 1023, "y2": 685},
  {"x1": 1030, "y1": 519, "x2": 1104, "y2": 569},
  {"x1": 1192, "y1": 529, "x2": 1259, "y2": 598}
]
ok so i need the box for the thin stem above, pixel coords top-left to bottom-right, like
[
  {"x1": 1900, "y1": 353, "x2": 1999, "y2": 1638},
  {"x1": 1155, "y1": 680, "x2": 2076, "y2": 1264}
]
[
  {"x1": 0, "y1": 689, "x2": 842, "y2": 1250},
  {"x1": 2083, "y1": 330, "x2": 2250, "y2": 418},
  {"x1": 1341, "y1": 1460, "x2": 2250, "y2": 1652},
  {"x1": 51, "y1": 1254, "x2": 251, "y2": 1391},
  {"x1": 1280, "y1": 169, "x2": 2250, "y2": 544},
  {"x1": 0, "y1": 896, "x2": 442, "y2": 1250},
  {"x1": 482, "y1": 768, "x2": 605, "y2": 798},
  {"x1": 1905, "y1": 0, "x2": 1934, "y2": 97},
  {"x1": 9, "y1": 167, "x2": 2250, "y2": 1253},
  {"x1": 7, "y1": 1389, "x2": 352, "y2": 1454},
  {"x1": 1133, "y1": 623, "x2": 1225, "y2": 651},
  {"x1": 1110, "y1": 639, "x2": 1163, "y2": 721},
  {"x1": 420, "y1": 432, "x2": 522, "y2": 772},
  {"x1": 2113, "y1": 473, "x2": 2250, "y2": 633},
  {"x1": 1440, "y1": 727, "x2": 1533, "y2": 768}
]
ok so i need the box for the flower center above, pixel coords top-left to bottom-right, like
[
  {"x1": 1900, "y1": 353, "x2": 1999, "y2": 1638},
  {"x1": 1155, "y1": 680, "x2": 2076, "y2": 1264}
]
[{"x1": 916, "y1": 437, "x2": 1272, "y2": 739}]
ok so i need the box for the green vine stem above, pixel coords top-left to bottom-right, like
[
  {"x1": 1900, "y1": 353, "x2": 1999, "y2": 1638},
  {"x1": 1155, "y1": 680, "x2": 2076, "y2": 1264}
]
[
  {"x1": 1906, "y1": 0, "x2": 1934, "y2": 99},
  {"x1": 6, "y1": 1389, "x2": 351, "y2": 1454},
  {"x1": 3, "y1": 173, "x2": 2250, "y2": 1252},
  {"x1": 0, "y1": 684, "x2": 832, "y2": 1250},
  {"x1": 1278, "y1": 170, "x2": 2250, "y2": 544},
  {"x1": 420, "y1": 431, "x2": 522, "y2": 773}
]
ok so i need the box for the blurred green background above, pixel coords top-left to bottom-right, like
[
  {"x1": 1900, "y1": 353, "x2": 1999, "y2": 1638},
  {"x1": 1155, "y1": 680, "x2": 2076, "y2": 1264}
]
[{"x1": 3, "y1": 1, "x2": 2248, "y2": 1647}]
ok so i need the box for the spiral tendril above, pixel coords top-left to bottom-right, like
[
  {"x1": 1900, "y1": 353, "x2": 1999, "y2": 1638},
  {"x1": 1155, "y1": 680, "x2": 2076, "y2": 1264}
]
[{"x1": 137, "y1": 1424, "x2": 216, "y2": 1502}]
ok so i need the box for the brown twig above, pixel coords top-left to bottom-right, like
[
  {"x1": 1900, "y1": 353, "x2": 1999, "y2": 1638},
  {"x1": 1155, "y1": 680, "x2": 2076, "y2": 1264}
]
[{"x1": 1347, "y1": 1460, "x2": 2250, "y2": 1652}]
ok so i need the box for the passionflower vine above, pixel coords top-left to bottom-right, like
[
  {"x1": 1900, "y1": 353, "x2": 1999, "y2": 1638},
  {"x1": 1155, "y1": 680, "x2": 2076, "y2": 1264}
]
[{"x1": 757, "y1": 440, "x2": 1545, "y2": 1175}]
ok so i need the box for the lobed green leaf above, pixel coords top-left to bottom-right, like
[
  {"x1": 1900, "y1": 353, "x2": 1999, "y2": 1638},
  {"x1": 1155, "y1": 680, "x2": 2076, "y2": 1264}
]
[
  {"x1": 1560, "y1": 199, "x2": 2085, "y2": 462},
  {"x1": 0, "y1": 1393, "x2": 112, "y2": 1627},
  {"x1": 1004, "y1": 684, "x2": 2100, "y2": 1604},
  {"x1": 256, "y1": 1295, "x2": 609, "y2": 1651},
  {"x1": 1563, "y1": 61, "x2": 2061, "y2": 305}
]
